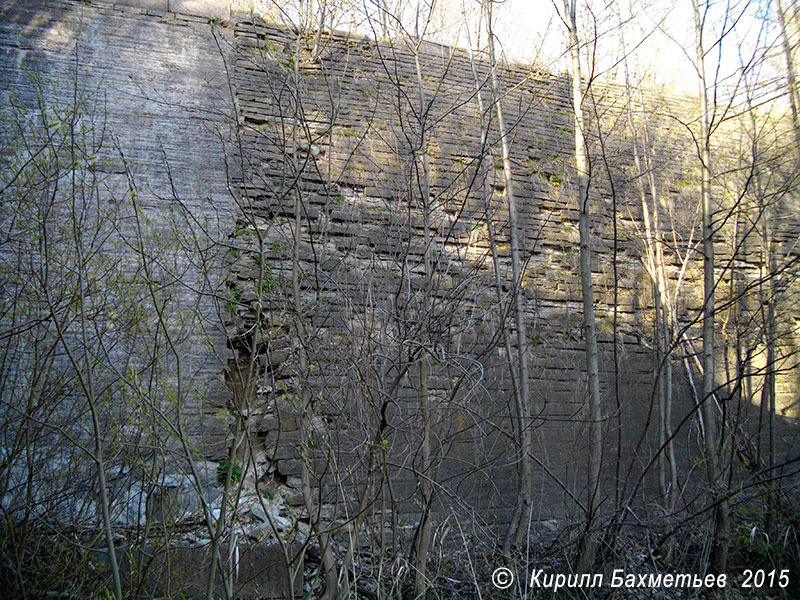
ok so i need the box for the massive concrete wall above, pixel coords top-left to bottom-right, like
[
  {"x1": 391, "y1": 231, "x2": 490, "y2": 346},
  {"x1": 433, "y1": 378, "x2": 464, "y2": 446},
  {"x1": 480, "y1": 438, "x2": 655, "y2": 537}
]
[
  {"x1": 0, "y1": 0, "x2": 237, "y2": 521},
  {"x1": 227, "y1": 15, "x2": 800, "y2": 534},
  {"x1": 227, "y1": 18, "x2": 689, "y2": 531},
  {"x1": 2, "y1": 0, "x2": 798, "y2": 549}
]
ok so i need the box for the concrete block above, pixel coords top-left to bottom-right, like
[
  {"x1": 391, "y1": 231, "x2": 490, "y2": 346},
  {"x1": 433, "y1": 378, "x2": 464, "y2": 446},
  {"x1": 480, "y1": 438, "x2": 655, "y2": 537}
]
[
  {"x1": 115, "y1": 0, "x2": 167, "y2": 10},
  {"x1": 120, "y1": 541, "x2": 303, "y2": 598},
  {"x1": 169, "y1": 0, "x2": 230, "y2": 20}
]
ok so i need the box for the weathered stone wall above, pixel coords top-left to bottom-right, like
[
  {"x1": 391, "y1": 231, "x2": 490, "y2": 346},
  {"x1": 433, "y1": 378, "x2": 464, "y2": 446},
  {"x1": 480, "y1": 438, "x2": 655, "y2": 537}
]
[
  {"x1": 226, "y1": 20, "x2": 659, "y2": 532},
  {"x1": 0, "y1": 0, "x2": 236, "y2": 518},
  {"x1": 227, "y1": 15, "x2": 800, "y2": 534},
  {"x1": 2, "y1": 0, "x2": 798, "y2": 553}
]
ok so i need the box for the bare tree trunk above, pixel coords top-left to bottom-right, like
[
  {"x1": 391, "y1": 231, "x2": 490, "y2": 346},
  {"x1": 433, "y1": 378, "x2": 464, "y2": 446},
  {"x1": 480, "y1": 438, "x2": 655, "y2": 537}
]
[
  {"x1": 741, "y1": 88, "x2": 778, "y2": 534},
  {"x1": 643, "y1": 104, "x2": 678, "y2": 511},
  {"x1": 465, "y1": 22, "x2": 527, "y2": 556},
  {"x1": 483, "y1": 0, "x2": 533, "y2": 551},
  {"x1": 414, "y1": 357, "x2": 432, "y2": 598},
  {"x1": 692, "y1": 0, "x2": 730, "y2": 576},
  {"x1": 411, "y1": 42, "x2": 434, "y2": 599},
  {"x1": 759, "y1": 193, "x2": 777, "y2": 534},
  {"x1": 563, "y1": 0, "x2": 602, "y2": 574},
  {"x1": 312, "y1": 0, "x2": 327, "y2": 60},
  {"x1": 622, "y1": 69, "x2": 678, "y2": 511}
]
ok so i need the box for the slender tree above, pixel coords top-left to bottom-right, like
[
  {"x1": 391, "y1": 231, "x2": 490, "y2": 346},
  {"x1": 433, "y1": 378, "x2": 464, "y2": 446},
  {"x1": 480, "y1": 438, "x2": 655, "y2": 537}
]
[
  {"x1": 562, "y1": 0, "x2": 603, "y2": 574},
  {"x1": 692, "y1": 0, "x2": 731, "y2": 576},
  {"x1": 482, "y1": 0, "x2": 534, "y2": 553}
]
